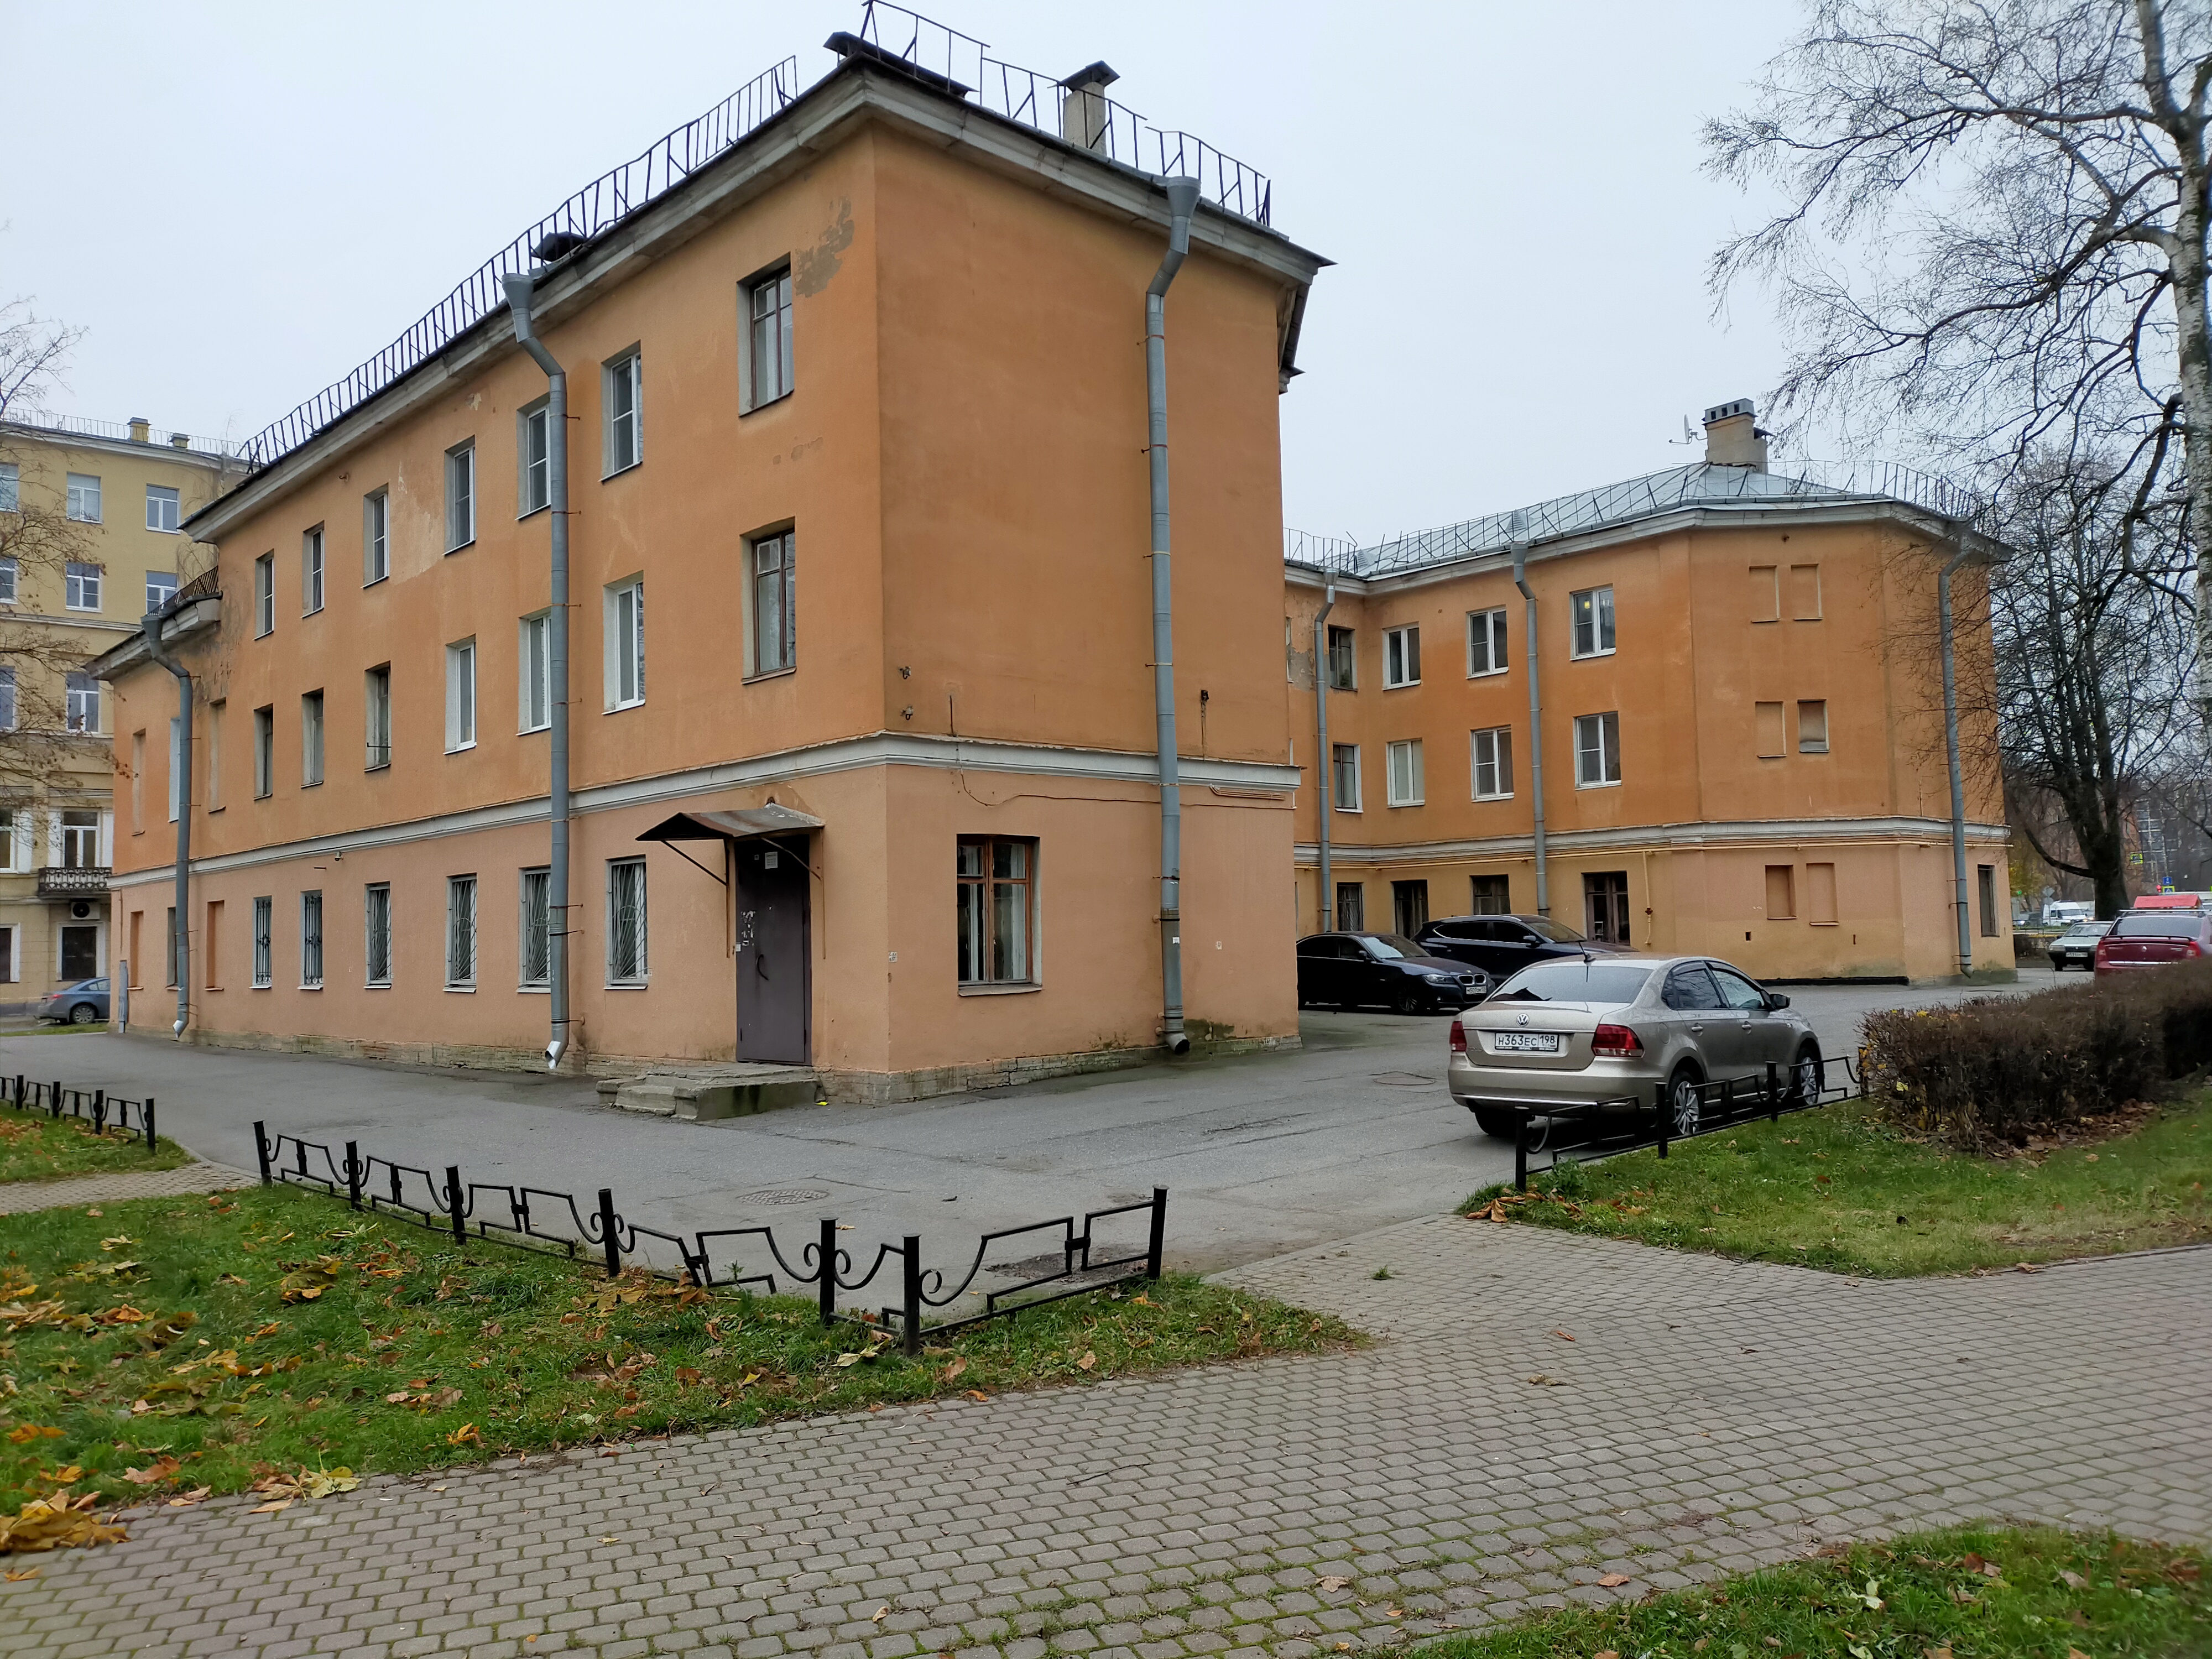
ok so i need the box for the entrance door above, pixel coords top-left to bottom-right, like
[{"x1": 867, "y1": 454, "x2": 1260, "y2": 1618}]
[
  {"x1": 60, "y1": 925, "x2": 99, "y2": 982},
  {"x1": 735, "y1": 837, "x2": 810, "y2": 1064},
  {"x1": 1583, "y1": 871, "x2": 1631, "y2": 946},
  {"x1": 1391, "y1": 879, "x2": 1430, "y2": 938}
]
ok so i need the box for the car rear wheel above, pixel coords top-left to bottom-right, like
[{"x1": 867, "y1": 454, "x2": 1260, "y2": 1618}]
[
  {"x1": 1788, "y1": 1044, "x2": 1822, "y2": 1106},
  {"x1": 1668, "y1": 1063, "x2": 1704, "y2": 1137},
  {"x1": 1472, "y1": 1106, "x2": 1524, "y2": 1140},
  {"x1": 69, "y1": 1002, "x2": 99, "y2": 1026}
]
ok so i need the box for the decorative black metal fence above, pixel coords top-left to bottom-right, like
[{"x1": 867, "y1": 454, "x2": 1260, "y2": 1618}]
[
  {"x1": 4, "y1": 1074, "x2": 158, "y2": 1152},
  {"x1": 252, "y1": 1121, "x2": 1164, "y2": 1355},
  {"x1": 1510, "y1": 1051, "x2": 1870, "y2": 1191}
]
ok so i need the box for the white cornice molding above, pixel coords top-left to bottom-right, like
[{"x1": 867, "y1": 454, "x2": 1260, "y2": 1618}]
[
  {"x1": 108, "y1": 732, "x2": 1301, "y2": 888},
  {"x1": 1293, "y1": 815, "x2": 2010, "y2": 865}
]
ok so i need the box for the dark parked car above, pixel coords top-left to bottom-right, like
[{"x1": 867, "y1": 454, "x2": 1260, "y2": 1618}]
[
  {"x1": 38, "y1": 977, "x2": 109, "y2": 1026},
  {"x1": 1296, "y1": 933, "x2": 1488, "y2": 1014},
  {"x1": 1414, "y1": 913, "x2": 1621, "y2": 981}
]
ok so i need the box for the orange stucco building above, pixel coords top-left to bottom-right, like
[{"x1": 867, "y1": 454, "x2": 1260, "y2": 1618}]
[
  {"x1": 93, "y1": 40, "x2": 1323, "y2": 1101},
  {"x1": 1286, "y1": 406, "x2": 2012, "y2": 982}
]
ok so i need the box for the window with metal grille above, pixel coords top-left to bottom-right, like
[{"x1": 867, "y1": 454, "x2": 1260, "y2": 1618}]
[
  {"x1": 300, "y1": 890, "x2": 324, "y2": 988},
  {"x1": 750, "y1": 533, "x2": 794, "y2": 675},
  {"x1": 957, "y1": 837, "x2": 1035, "y2": 985},
  {"x1": 607, "y1": 859, "x2": 648, "y2": 984},
  {"x1": 364, "y1": 884, "x2": 392, "y2": 987},
  {"x1": 447, "y1": 875, "x2": 477, "y2": 988},
  {"x1": 252, "y1": 896, "x2": 273, "y2": 988},
  {"x1": 520, "y1": 868, "x2": 551, "y2": 988},
  {"x1": 747, "y1": 267, "x2": 794, "y2": 408}
]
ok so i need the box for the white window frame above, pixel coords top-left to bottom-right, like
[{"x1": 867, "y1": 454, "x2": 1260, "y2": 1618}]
[
  {"x1": 365, "y1": 664, "x2": 392, "y2": 770},
  {"x1": 1569, "y1": 586, "x2": 1616, "y2": 659},
  {"x1": 66, "y1": 473, "x2": 102, "y2": 524},
  {"x1": 364, "y1": 489, "x2": 389, "y2": 585},
  {"x1": 606, "y1": 857, "x2": 648, "y2": 986},
  {"x1": 65, "y1": 561, "x2": 103, "y2": 612},
  {"x1": 603, "y1": 349, "x2": 642, "y2": 477},
  {"x1": 145, "y1": 485, "x2": 181, "y2": 534},
  {"x1": 65, "y1": 671, "x2": 99, "y2": 734},
  {"x1": 252, "y1": 705, "x2": 274, "y2": 799},
  {"x1": 519, "y1": 867, "x2": 551, "y2": 989},
  {"x1": 1471, "y1": 726, "x2": 1515, "y2": 801},
  {"x1": 518, "y1": 399, "x2": 551, "y2": 517},
  {"x1": 445, "y1": 638, "x2": 477, "y2": 752},
  {"x1": 1331, "y1": 743, "x2": 1361, "y2": 812},
  {"x1": 747, "y1": 532, "x2": 794, "y2": 677},
  {"x1": 0, "y1": 556, "x2": 17, "y2": 604},
  {"x1": 0, "y1": 462, "x2": 17, "y2": 513},
  {"x1": 300, "y1": 889, "x2": 324, "y2": 989},
  {"x1": 251, "y1": 896, "x2": 273, "y2": 989},
  {"x1": 1574, "y1": 710, "x2": 1623, "y2": 788},
  {"x1": 604, "y1": 578, "x2": 645, "y2": 710},
  {"x1": 445, "y1": 441, "x2": 476, "y2": 552},
  {"x1": 145, "y1": 570, "x2": 177, "y2": 612},
  {"x1": 1467, "y1": 607, "x2": 1509, "y2": 677},
  {"x1": 364, "y1": 883, "x2": 393, "y2": 987},
  {"x1": 0, "y1": 665, "x2": 14, "y2": 731},
  {"x1": 446, "y1": 874, "x2": 478, "y2": 989},
  {"x1": 1382, "y1": 624, "x2": 1421, "y2": 688},
  {"x1": 253, "y1": 551, "x2": 275, "y2": 636},
  {"x1": 302, "y1": 526, "x2": 326, "y2": 614},
  {"x1": 519, "y1": 612, "x2": 551, "y2": 733},
  {"x1": 741, "y1": 264, "x2": 794, "y2": 411},
  {"x1": 301, "y1": 689, "x2": 325, "y2": 786},
  {"x1": 1384, "y1": 738, "x2": 1425, "y2": 807}
]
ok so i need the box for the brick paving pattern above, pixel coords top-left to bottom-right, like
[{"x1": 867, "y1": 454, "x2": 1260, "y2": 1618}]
[
  {"x1": 0, "y1": 1160, "x2": 248, "y2": 1215},
  {"x1": 1, "y1": 1214, "x2": 2205, "y2": 1659}
]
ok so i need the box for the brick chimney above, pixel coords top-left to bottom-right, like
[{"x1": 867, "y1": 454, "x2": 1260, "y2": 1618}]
[
  {"x1": 169, "y1": 432, "x2": 191, "y2": 450},
  {"x1": 128, "y1": 417, "x2": 150, "y2": 443},
  {"x1": 1060, "y1": 61, "x2": 1119, "y2": 154},
  {"x1": 1702, "y1": 399, "x2": 1768, "y2": 471}
]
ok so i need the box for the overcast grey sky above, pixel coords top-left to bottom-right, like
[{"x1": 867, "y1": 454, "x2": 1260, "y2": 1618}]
[{"x1": 4, "y1": 1, "x2": 1802, "y2": 544}]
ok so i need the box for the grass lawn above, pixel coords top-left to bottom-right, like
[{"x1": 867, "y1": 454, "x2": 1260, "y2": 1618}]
[
  {"x1": 0, "y1": 1181, "x2": 1354, "y2": 1513},
  {"x1": 1465, "y1": 1089, "x2": 2212, "y2": 1277},
  {"x1": 1421, "y1": 1525, "x2": 2208, "y2": 1659},
  {"x1": 0, "y1": 1100, "x2": 192, "y2": 1186}
]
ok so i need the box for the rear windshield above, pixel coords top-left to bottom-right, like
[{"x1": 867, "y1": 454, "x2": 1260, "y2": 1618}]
[
  {"x1": 2111, "y1": 912, "x2": 2203, "y2": 938},
  {"x1": 1489, "y1": 962, "x2": 1652, "y2": 1004}
]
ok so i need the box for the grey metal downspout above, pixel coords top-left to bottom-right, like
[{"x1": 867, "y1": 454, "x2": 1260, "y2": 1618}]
[
  {"x1": 503, "y1": 272, "x2": 572, "y2": 1069},
  {"x1": 1146, "y1": 177, "x2": 1200, "y2": 1056},
  {"x1": 1509, "y1": 513, "x2": 1548, "y2": 916},
  {"x1": 1939, "y1": 533, "x2": 1975, "y2": 979},
  {"x1": 139, "y1": 613, "x2": 191, "y2": 1036},
  {"x1": 1312, "y1": 572, "x2": 1336, "y2": 932}
]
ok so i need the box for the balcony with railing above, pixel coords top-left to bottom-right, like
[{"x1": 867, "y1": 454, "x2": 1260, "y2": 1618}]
[{"x1": 38, "y1": 866, "x2": 109, "y2": 899}]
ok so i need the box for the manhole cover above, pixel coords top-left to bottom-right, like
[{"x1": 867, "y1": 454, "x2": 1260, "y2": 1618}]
[
  {"x1": 733, "y1": 1187, "x2": 831, "y2": 1206},
  {"x1": 1372, "y1": 1072, "x2": 1438, "y2": 1087}
]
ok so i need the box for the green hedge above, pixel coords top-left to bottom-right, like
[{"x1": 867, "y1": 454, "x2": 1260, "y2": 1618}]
[{"x1": 1863, "y1": 959, "x2": 2212, "y2": 1146}]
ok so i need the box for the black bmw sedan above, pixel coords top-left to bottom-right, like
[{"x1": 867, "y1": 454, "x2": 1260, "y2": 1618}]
[{"x1": 1296, "y1": 932, "x2": 1489, "y2": 1014}]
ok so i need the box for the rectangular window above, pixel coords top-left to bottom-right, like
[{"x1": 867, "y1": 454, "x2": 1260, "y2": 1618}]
[
  {"x1": 0, "y1": 666, "x2": 15, "y2": 731},
  {"x1": 1804, "y1": 862, "x2": 1838, "y2": 926},
  {"x1": 1749, "y1": 565, "x2": 1779, "y2": 623},
  {"x1": 749, "y1": 533, "x2": 795, "y2": 675},
  {"x1": 252, "y1": 896, "x2": 273, "y2": 988},
  {"x1": 0, "y1": 557, "x2": 16, "y2": 602},
  {"x1": 253, "y1": 551, "x2": 274, "y2": 635},
  {"x1": 1466, "y1": 607, "x2": 1509, "y2": 676},
  {"x1": 364, "y1": 884, "x2": 392, "y2": 987},
  {"x1": 146, "y1": 485, "x2": 181, "y2": 534},
  {"x1": 65, "y1": 561, "x2": 102, "y2": 612},
  {"x1": 66, "y1": 473, "x2": 101, "y2": 523},
  {"x1": 301, "y1": 690, "x2": 325, "y2": 786},
  {"x1": 1765, "y1": 864, "x2": 1796, "y2": 920},
  {"x1": 956, "y1": 837, "x2": 1035, "y2": 985},
  {"x1": 603, "y1": 351, "x2": 641, "y2": 476},
  {"x1": 1392, "y1": 879, "x2": 1430, "y2": 938},
  {"x1": 447, "y1": 875, "x2": 478, "y2": 987},
  {"x1": 364, "y1": 489, "x2": 389, "y2": 584},
  {"x1": 1334, "y1": 882, "x2": 1364, "y2": 932},
  {"x1": 0, "y1": 462, "x2": 15, "y2": 512},
  {"x1": 1383, "y1": 624, "x2": 1421, "y2": 687},
  {"x1": 65, "y1": 670, "x2": 98, "y2": 733},
  {"x1": 1470, "y1": 873, "x2": 1512, "y2": 915},
  {"x1": 519, "y1": 400, "x2": 550, "y2": 516},
  {"x1": 1471, "y1": 726, "x2": 1514, "y2": 800},
  {"x1": 1788, "y1": 563, "x2": 1822, "y2": 620},
  {"x1": 1755, "y1": 700, "x2": 1786, "y2": 759},
  {"x1": 1573, "y1": 711, "x2": 1622, "y2": 787},
  {"x1": 1978, "y1": 864, "x2": 2000, "y2": 938},
  {"x1": 365, "y1": 665, "x2": 392, "y2": 769},
  {"x1": 300, "y1": 890, "x2": 324, "y2": 988},
  {"x1": 302, "y1": 526, "x2": 325, "y2": 614},
  {"x1": 1385, "y1": 738, "x2": 1424, "y2": 806},
  {"x1": 519, "y1": 612, "x2": 550, "y2": 732},
  {"x1": 1798, "y1": 699, "x2": 1829, "y2": 754},
  {"x1": 252, "y1": 705, "x2": 274, "y2": 799},
  {"x1": 606, "y1": 580, "x2": 645, "y2": 708},
  {"x1": 519, "y1": 868, "x2": 551, "y2": 988},
  {"x1": 1570, "y1": 586, "x2": 1616, "y2": 658},
  {"x1": 1331, "y1": 743, "x2": 1360, "y2": 811},
  {"x1": 168, "y1": 717, "x2": 181, "y2": 822},
  {"x1": 446, "y1": 442, "x2": 476, "y2": 551},
  {"x1": 445, "y1": 638, "x2": 477, "y2": 751},
  {"x1": 60, "y1": 809, "x2": 100, "y2": 868},
  {"x1": 145, "y1": 570, "x2": 177, "y2": 612},
  {"x1": 1324, "y1": 624, "x2": 1355, "y2": 690},
  {"x1": 746, "y1": 267, "x2": 794, "y2": 408},
  {"x1": 607, "y1": 858, "x2": 648, "y2": 984},
  {"x1": 205, "y1": 702, "x2": 223, "y2": 811}
]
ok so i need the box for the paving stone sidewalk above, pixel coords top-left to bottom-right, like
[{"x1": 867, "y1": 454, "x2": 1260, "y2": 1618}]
[
  {"x1": 2, "y1": 1216, "x2": 2206, "y2": 1659},
  {"x1": 0, "y1": 1160, "x2": 247, "y2": 1214}
]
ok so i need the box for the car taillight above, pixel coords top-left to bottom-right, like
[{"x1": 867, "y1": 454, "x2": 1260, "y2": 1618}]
[
  {"x1": 2187, "y1": 941, "x2": 2205, "y2": 958},
  {"x1": 1593, "y1": 1023, "x2": 1641, "y2": 1057},
  {"x1": 1448, "y1": 1019, "x2": 1467, "y2": 1054}
]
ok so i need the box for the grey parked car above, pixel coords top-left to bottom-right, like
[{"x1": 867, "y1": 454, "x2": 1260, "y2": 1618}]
[
  {"x1": 38, "y1": 977, "x2": 110, "y2": 1026},
  {"x1": 2048, "y1": 919, "x2": 2113, "y2": 971},
  {"x1": 1448, "y1": 955, "x2": 1820, "y2": 1140}
]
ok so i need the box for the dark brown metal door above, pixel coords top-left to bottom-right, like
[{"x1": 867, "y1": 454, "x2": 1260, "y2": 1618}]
[
  {"x1": 1583, "y1": 871, "x2": 1631, "y2": 946},
  {"x1": 736, "y1": 838, "x2": 810, "y2": 1064}
]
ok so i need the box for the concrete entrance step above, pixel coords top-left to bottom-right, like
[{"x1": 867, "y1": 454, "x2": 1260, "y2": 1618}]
[{"x1": 597, "y1": 1063, "x2": 820, "y2": 1121}]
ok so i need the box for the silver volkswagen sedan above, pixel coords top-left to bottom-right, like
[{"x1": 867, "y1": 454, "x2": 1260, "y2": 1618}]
[{"x1": 1448, "y1": 955, "x2": 1821, "y2": 1139}]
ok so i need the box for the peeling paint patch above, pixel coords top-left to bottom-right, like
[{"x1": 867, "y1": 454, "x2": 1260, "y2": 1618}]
[{"x1": 793, "y1": 199, "x2": 855, "y2": 296}]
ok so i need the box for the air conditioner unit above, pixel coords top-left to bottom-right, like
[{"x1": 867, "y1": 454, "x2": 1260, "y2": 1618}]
[{"x1": 69, "y1": 900, "x2": 93, "y2": 921}]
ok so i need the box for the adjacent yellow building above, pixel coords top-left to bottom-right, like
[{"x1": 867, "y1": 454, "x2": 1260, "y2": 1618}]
[{"x1": 0, "y1": 416, "x2": 239, "y2": 1011}]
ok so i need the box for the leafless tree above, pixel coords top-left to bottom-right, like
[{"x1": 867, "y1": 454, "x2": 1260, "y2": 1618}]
[{"x1": 1706, "y1": 1, "x2": 2212, "y2": 703}]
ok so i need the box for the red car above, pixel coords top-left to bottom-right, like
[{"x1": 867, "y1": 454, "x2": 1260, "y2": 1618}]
[{"x1": 2094, "y1": 908, "x2": 2212, "y2": 974}]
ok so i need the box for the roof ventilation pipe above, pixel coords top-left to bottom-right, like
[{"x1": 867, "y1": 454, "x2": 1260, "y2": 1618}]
[
  {"x1": 503, "y1": 270, "x2": 572, "y2": 1071},
  {"x1": 1146, "y1": 176, "x2": 1201, "y2": 1057},
  {"x1": 1312, "y1": 571, "x2": 1336, "y2": 932},
  {"x1": 139, "y1": 612, "x2": 192, "y2": 1037},
  {"x1": 1060, "y1": 61, "x2": 1119, "y2": 153},
  {"x1": 1509, "y1": 511, "x2": 1548, "y2": 917}
]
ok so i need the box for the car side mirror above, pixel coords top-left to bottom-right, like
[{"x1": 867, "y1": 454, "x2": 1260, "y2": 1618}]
[{"x1": 1765, "y1": 992, "x2": 1791, "y2": 1010}]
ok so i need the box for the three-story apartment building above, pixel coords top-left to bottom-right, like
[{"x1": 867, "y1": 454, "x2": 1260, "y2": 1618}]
[{"x1": 93, "y1": 33, "x2": 1322, "y2": 1098}]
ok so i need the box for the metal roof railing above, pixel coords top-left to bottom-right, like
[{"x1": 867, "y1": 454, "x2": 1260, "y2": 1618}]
[{"x1": 0, "y1": 412, "x2": 247, "y2": 463}]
